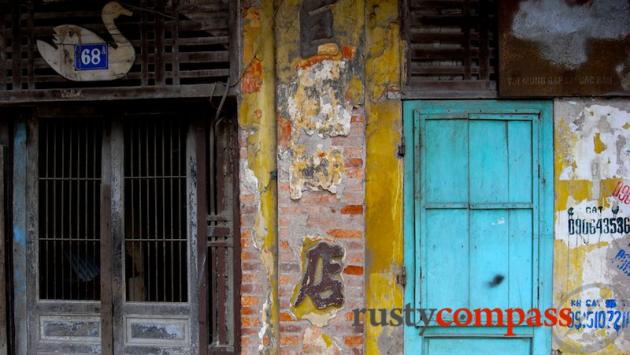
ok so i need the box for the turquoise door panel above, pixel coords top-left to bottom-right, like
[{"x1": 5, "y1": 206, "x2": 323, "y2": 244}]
[
  {"x1": 470, "y1": 209, "x2": 510, "y2": 309},
  {"x1": 469, "y1": 120, "x2": 510, "y2": 204},
  {"x1": 424, "y1": 120, "x2": 468, "y2": 203},
  {"x1": 426, "y1": 338, "x2": 531, "y2": 355},
  {"x1": 404, "y1": 101, "x2": 553, "y2": 355},
  {"x1": 424, "y1": 209, "x2": 469, "y2": 310}
]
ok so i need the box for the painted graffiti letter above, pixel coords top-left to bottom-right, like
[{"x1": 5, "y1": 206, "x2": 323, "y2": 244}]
[{"x1": 294, "y1": 242, "x2": 344, "y2": 309}]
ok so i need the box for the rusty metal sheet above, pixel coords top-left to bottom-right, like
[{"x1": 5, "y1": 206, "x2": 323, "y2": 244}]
[{"x1": 499, "y1": 0, "x2": 630, "y2": 97}]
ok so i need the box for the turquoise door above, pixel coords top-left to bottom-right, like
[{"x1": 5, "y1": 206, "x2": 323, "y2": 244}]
[{"x1": 403, "y1": 101, "x2": 554, "y2": 355}]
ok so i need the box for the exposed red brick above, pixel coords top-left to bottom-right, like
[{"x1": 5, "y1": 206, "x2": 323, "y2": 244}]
[
  {"x1": 280, "y1": 312, "x2": 294, "y2": 322},
  {"x1": 279, "y1": 324, "x2": 302, "y2": 333},
  {"x1": 278, "y1": 116, "x2": 292, "y2": 146},
  {"x1": 280, "y1": 335, "x2": 300, "y2": 346},
  {"x1": 241, "y1": 306, "x2": 255, "y2": 315},
  {"x1": 351, "y1": 114, "x2": 364, "y2": 123},
  {"x1": 241, "y1": 328, "x2": 258, "y2": 335},
  {"x1": 242, "y1": 262, "x2": 258, "y2": 271},
  {"x1": 344, "y1": 335, "x2": 363, "y2": 346},
  {"x1": 241, "y1": 273, "x2": 256, "y2": 283},
  {"x1": 346, "y1": 169, "x2": 364, "y2": 179},
  {"x1": 241, "y1": 296, "x2": 259, "y2": 306},
  {"x1": 241, "y1": 316, "x2": 260, "y2": 328},
  {"x1": 241, "y1": 251, "x2": 256, "y2": 260},
  {"x1": 327, "y1": 229, "x2": 362, "y2": 238},
  {"x1": 341, "y1": 205, "x2": 363, "y2": 215},
  {"x1": 342, "y1": 45, "x2": 355, "y2": 59},
  {"x1": 279, "y1": 275, "x2": 292, "y2": 284},
  {"x1": 345, "y1": 158, "x2": 363, "y2": 168},
  {"x1": 240, "y1": 58, "x2": 262, "y2": 94},
  {"x1": 343, "y1": 265, "x2": 364, "y2": 275}
]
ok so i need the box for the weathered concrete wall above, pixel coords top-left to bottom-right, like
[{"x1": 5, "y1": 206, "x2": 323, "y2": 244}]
[
  {"x1": 275, "y1": 0, "x2": 366, "y2": 353},
  {"x1": 553, "y1": 99, "x2": 630, "y2": 354}
]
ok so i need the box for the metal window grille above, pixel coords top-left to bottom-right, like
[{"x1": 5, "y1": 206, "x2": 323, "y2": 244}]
[
  {"x1": 38, "y1": 118, "x2": 102, "y2": 300},
  {"x1": 29, "y1": 101, "x2": 239, "y2": 349},
  {"x1": 403, "y1": 0, "x2": 498, "y2": 98},
  {"x1": 123, "y1": 116, "x2": 188, "y2": 303}
]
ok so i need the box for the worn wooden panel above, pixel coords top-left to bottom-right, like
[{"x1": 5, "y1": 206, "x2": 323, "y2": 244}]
[
  {"x1": 125, "y1": 317, "x2": 189, "y2": 346},
  {"x1": 12, "y1": 119, "x2": 27, "y2": 355},
  {"x1": 193, "y1": 120, "x2": 208, "y2": 355},
  {"x1": 100, "y1": 123, "x2": 113, "y2": 355},
  {"x1": 403, "y1": 0, "x2": 498, "y2": 98},
  {"x1": 207, "y1": 115, "x2": 239, "y2": 354},
  {"x1": 0, "y1": 0, "x2": 234, "y2": 103},
  {"x1": 498, "y1": 0, "x2": 630, "y2": 97},
  {"x1": 25, "y1": 117, "x2": 104, "y2": 355},
  {"x1": 39, "y1": 316, "x2": 100, "y2": 342},
  {"x1": 109, "y1": 120, "x2": 125, "y2": 355}
]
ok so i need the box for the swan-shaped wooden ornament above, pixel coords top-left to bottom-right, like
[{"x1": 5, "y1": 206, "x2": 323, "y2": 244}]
[{"x1": 36, "y1": 2, "x2": 135, "y2": 81}]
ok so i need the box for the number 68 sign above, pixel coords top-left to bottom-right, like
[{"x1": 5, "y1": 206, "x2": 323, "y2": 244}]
[{"x1": 74, "y1": 44, "x2": 108, "y2": 70}]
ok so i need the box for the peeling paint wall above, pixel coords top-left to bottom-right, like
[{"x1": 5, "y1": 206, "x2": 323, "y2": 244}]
[
  {"x1": 553, "y1": 99, "x2": 630, "y2": 354},
  {"x1": 238, "y1": 1, "x2": 278, "y2": 353},
  {"x1": 275, "y1": 0, "x2": 366, "y2": 352},
  {"x1": 364, "y1": 0, "x2": 404, "y2": 354},
  {"x1": 235, "y1": 3, "x2": 630, "y2": 355}
]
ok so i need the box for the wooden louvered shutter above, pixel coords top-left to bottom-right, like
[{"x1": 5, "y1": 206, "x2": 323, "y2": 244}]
[
  {"x1": 403, "y1": 0, "x2": 498, "y2": 98},
  {"x1": 0, "y1": 0, "x2": 234, "y2": 102}
]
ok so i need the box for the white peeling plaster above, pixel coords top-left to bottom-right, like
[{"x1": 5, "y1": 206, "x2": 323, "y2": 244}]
[
  {"x1": 240, "y1": 158, "x2": 260, "y2": 195},
  {"x1": 559, "y1": 105, "x2": 630, "y2": 181},
  {"x1": 303, "y1": 326, "x2": 342, "y2": 355},
  {"x1": 286, "y1": 60, "x2": 352, "y2": 139},
  {"x1": 512, "y1": 0, "x2": 630, "y2": 69},
  {"x1": 258, "y1": 296, "x2": 271, "y2": 352}
]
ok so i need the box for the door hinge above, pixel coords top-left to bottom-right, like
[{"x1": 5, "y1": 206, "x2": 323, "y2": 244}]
[
  {"x1": 397, "y1": 136, "x2": 405, "y2": 158},
  {"x1": 396, "y1": 267, "x2": 407, "y2": 288}
]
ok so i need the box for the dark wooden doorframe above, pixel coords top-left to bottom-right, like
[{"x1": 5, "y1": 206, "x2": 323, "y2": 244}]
[{"x1": 6, "y1": 100, "x2": 241, "y2": 354}]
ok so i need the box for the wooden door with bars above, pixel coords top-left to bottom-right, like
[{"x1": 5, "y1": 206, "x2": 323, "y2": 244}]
[{"x1": 15, "y1": 101, "x2": 239, "y2": 354}]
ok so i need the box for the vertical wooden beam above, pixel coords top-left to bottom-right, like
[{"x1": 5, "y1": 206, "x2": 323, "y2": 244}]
[
  {"x1": 109, "y1": 121, "x2": 125, "y2": 355},
  {"x1": 228, "y1": 0, "x2": 241, "y2": 87},
  {"x1": 229, "y1": 118, "x2": 241, "y2": 353},
  {"x1": 100, "y1": 124, "x2": 113, "y2": 355},
  {"x1": 0, "y1": 10, "x2": 6, "y2": 91},
  {"x1": 11, "y1": 119, "x2": 26, "y2": 355},
  {"x1": 194, "y1": 120, "x2": 208, "y2": 355},
  {"x1": 155, "y1": 0, "x2": 165, "y2": 85},
  {"x1": 11, "y1": 0, "x2": 21, "y2": 90},
  {"x1": 0, "y1": 145, "x2": 8, "y2": 355},
  {"x1": 171, "y1": 0, "x2": 180, "y2": 86},
  {"x1": 24, "y1": 118, "x2": 37, "y2": 355}
]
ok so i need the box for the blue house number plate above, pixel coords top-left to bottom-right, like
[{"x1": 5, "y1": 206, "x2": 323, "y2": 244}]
[{"x1": 74, "y1": 44, "x2": 108, "y2": 70}]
